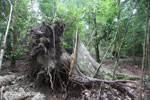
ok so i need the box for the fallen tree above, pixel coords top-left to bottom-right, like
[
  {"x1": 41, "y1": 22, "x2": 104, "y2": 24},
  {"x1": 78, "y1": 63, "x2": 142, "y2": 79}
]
[{"x1": 24, "y1": 20, "x2": 137, "y2": 99}]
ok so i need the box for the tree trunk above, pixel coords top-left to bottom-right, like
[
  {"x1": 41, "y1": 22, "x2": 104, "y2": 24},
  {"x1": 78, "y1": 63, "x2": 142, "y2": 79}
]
[
  {"x1": 117, "y1": 0, "x2": 120, "y2": 20},
  {"x1": 132, "y1": 21, "x2": 135, "y2": 67},
  {"x1": 146, "y1": 10, "x2": 150, "y2": 73},
  {"x1": 11, "y1": 17, "x2": 18, "y2": 68},
  {"x1": 10, "y1": 0, "x2": 19, "y2": 68},
  {"x1": 148, "y1": 14, "x2": 150, "y2": 76},
  {"x1": 6, "y1": 35, "x2": 12, "y2": 52},
  {"x1": 11, "y1": 33, "x2": 17, "y2": 68},
  {"x1": 95, "y1": 43, "x2": 100, "y2": 63},
  {"x1": 93, "y1": 13, "x2": 100, "y2": 63},
  {"x1": 117, "y1": 0, "x2": 138, "y2": 65},
  {"x1": 140, "y1": 8, "x2": 149, "y2": 100},
  {"x1": 0, "y1": 0, "x2": 13, "y2": 70}
]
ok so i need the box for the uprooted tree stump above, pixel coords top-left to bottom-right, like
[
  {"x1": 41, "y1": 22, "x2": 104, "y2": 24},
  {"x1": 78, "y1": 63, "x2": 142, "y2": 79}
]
[
  {"x1": 24, "y1": 20, "x2": 136, "y2": 99},
  {"x1": 25, "y1": 20, "x2": 68, "y2": 90}
]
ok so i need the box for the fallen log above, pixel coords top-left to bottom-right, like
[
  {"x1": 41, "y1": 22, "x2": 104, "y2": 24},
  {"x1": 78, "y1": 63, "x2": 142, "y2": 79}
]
[{"x1": 24, "y1": 20, "x2": 136, "y2": 99}]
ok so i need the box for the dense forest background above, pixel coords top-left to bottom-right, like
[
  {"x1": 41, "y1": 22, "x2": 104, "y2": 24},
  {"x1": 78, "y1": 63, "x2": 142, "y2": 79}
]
[
  {"x1": 1, "y1": 0, "x2": 149, "y2": 71},
  {"x1": 0, "y1": 0, "x2": 150, "y2": 99}
]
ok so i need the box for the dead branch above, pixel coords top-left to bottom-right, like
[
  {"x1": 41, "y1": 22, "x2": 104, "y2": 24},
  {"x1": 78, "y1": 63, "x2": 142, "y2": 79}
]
[{"x1": 69, "y1": 27, "x2": 78, "y2": 76}]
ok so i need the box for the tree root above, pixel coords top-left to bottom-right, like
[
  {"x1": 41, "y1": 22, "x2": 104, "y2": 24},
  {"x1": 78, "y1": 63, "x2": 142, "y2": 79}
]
[
  {"x1": 14, "y1": 94, "x2": 31, "y2": 100},
  {"x1": 69, "y1": 75, "x2": 135, "y2": 99}
]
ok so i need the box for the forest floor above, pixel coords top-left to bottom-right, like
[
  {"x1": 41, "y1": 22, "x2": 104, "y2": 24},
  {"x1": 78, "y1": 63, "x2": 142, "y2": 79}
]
[
  {"x1": 103, "y1": 57, "x2": 142, "y2": 78},
  {"x1": 0, "y1": 57, "x2": 144, "y2": 100}
]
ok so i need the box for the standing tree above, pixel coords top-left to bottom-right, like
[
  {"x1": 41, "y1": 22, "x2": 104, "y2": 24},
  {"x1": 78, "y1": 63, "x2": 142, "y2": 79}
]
[
  {"x1": 93, "y1": 13, "x2": 100, "y2": 63},
  {"x1": 0, "y1": 0, "x2": 13, "y2": 70}
]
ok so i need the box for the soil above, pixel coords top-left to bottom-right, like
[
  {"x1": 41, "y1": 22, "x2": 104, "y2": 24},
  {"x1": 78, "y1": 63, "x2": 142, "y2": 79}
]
[
  {"x1": 103, "y1": 57, "x2": 142, "y2": 78},
  {"x1": 0, "y1": 57, "x2": 144, "y2": 100}
]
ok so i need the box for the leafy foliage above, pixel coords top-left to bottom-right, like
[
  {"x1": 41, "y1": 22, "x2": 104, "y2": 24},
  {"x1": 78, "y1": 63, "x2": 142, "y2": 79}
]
[{"x1": 0, "y1": 0, "x2": 148, "y2": 61}]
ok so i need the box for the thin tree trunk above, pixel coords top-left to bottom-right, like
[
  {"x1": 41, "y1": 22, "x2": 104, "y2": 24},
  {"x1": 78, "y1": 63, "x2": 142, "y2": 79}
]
[
  {"x1": 93, "y1": 27, "x2": 119, "y2": 77},
  {"x1": 11, "y1": 21, "x2": 17, "y2": 68},
  {"x1": 112, "y1": 0, "x2": 138, "y2": 79},
  {"x1": 93, "y1": 13, "x2": 100, "y2": 63},
  {"x1": 116, "y1": 0, "x2": 138, "y2": 65},
  {"x1": 140, "y1": 8, "x2": 149, "y2": 100},
  {"x1": 0, "y1": 0, "x2": 13, "y2": 70},
  {"x1": 111, "y1": 0, "x2": 122, "y2": 80},
  {"x1": 13, "y1": 0, "x2": 18, "y2": 50},
  {"x1": 6, "y1": 35, "x2": 12, "y2": 52},
  {"x1": 95, "y1": 42, "x2": 100, "y2": 63},
  {"x1": 132, "y1": 21, "x2": 135, "y2": 68},
  {"x1": 93, "y1": 0, "x2": 122, "y2": 77},
  {"x1": 148, "y1": 16, "x2": 150, "y2": 76},
  {"x1": 146, "y1": 9, "x2": 150, "y2": 74},
  {"x1": 117, "y1": 0, "x2": 120, "y2": 20},
  {"x1": 140, "y1": 27, "x2": 146, "y2": 100},
  {"x1": 53, "y1": 0, "x2": 57, "y2": 20},
  {"x1": 11, "y1": 0, "x2": 18, "y2": 68}
]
